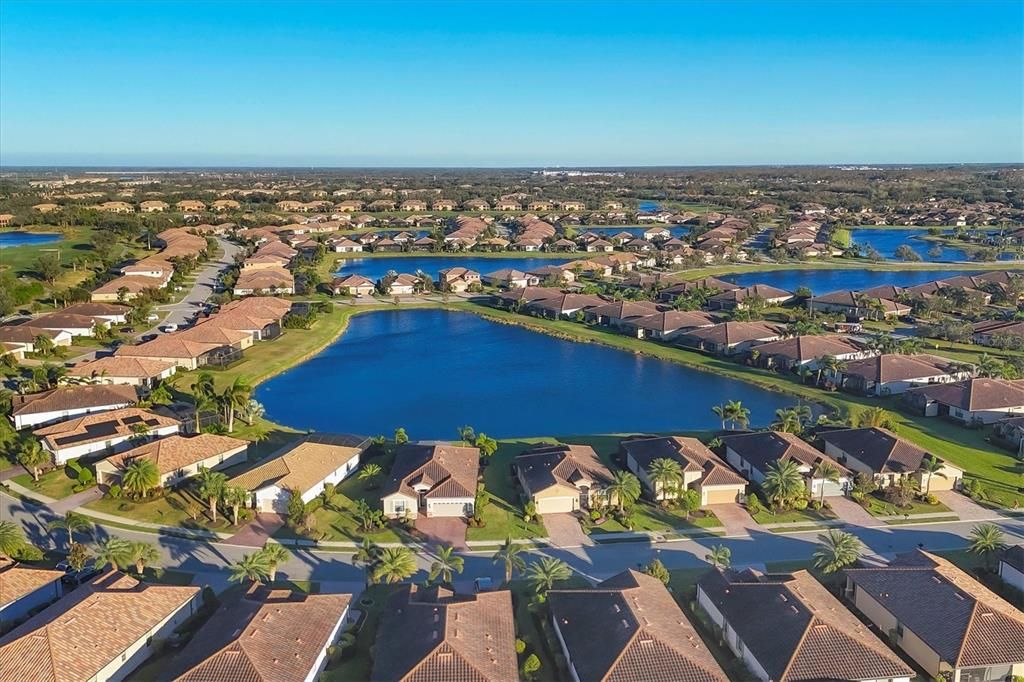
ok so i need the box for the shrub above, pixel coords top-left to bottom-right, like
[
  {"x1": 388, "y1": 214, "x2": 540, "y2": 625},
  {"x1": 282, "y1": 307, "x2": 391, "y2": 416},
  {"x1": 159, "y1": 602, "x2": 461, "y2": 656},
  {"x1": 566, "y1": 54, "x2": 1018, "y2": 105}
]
[
  {"x1": 589, "y1": 509, "x2": 602, "y2": 522},
  {"x1": 522, "y1": 654, "x2": 541, "y2": 679},
  {"x1": 108, "y1": 484, "x2": 122, "y2": 499},
  {"x1": 792, "y1": 498, "x2": 808, "y2": 511},
  {"x1": 12, "y1": 543, "x2": 44, "y2": 562},
  {"x1": 515, "y1": 638, "x2": 527, "y2": 655},
  {"x1": 923, "y1": 493, "x2": 939, "y2": 506},
  {"x1": 746, "y1": 495, "x2": 764, "y2": 516},
  {"x1": 643, "y1": 559, "x2": 671, "y2": 585}
]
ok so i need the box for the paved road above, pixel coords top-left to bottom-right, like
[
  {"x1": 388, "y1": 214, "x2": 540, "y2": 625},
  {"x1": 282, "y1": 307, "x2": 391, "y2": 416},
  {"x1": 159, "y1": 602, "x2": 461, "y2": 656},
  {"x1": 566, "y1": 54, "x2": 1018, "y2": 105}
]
[{"x1": 152, "y1": 237, "x2": 242, "y2": 331}]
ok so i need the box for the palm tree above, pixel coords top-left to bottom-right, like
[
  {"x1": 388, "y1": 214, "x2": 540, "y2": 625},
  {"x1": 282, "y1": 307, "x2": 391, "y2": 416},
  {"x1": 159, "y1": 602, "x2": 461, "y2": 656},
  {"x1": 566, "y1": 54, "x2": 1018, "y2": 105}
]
[
  {"x1": 357, "y1": 463, "x2": 383, "y2": 489},
  {"x1": 647, "y1": 458, "x2": 683, "y2": 502},
  {"x1": 918, "y1": 457, "x2": 946, "y2": 495},
  {"x1": 605, "y1": 471, "x2": 641, "y2": 513},
  {"x1": 47, "y1": 511, "x2": 92, "y2": 547},
  {"x1": 222, "y1": 486, "x2": 249, "y2": 526},
  {"x1": 770, "y1": 407, "x2": 803, "y2": 434},
  {"x1": 813, "y1": 529, "x2": 863, "y2": 574},
  {"x1": 93, "y1": 537, "x2": 133, "y2": 571},
  {"x1": 725, "y1": 400, "x2": 751, "y2": 430},
  {"x1": 428, "y1": 545, "x2": 465, "y2": 585},
  {"x1": 121, "y1": 458, "x2": 161, "y2": 498},
  {"x1": 239, "y1": 399, "x2": 265, "y2": 426},
  {"x1": 128, "y1": 541, "x2": 160, "y2": 575},
  {"x1": 712, "y1": 403, "x2": 728, "y2": 431},
  {"x1": 705, "y1": 544, "x2": 732, "y2": 569},
  {"x1": 258, "y1": 543, "x2": 291, "y2": 582},
  {"x1": 856, "y1": 406, "x2": 895, "y2": 429},
  {"x1": 817, "y1": 355, "x2": 846, "y2": 387},
  {"x1": 968, "y1": 523, "x2": 1005, "y2": 569},
  {"x1": 196, "y1": 468, "x2": 227, "y2": 523},
  {"x1": 191, "y1": 392, "x2": 216, "y2": 433},
  {"x1": 526, "y1": 557, "x2": 571, "y2": 598},
  {"x1": 372, "y1": 547, "x2": 417, "y2": 584},
  {"x1": 220, "y1": 378, "x2": 252, "y2": 433},
  {"x1": 812, "y1": 460, "x2": 842, "y2": 506},
  {"x1": 762, "y1": 459, "x2": 806, "y2": 510},
  {"x1": 0, "y1": 521, "x2": 26, "y2": 559},
  {"x1": 352, "y1": 538, "x2": 379, "y2": 585},
  {"x1": 229, "y1": 552, "x2": 272, "y2": 585},
  {"x1": 17, "y1": 438, "x2": 49, "y2": 482},
  {"x1": 493, "y1": 537, "x2": 526, "y2": 585}
]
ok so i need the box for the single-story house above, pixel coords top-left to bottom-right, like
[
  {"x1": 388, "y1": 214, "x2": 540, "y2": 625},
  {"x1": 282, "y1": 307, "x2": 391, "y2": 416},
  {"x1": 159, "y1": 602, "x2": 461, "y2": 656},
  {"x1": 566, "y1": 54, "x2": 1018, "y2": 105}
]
[
  {"x1": 483, "y1": 268, "x2": 539, "y2": 289},
  {"x1": 330, "y1": 274, "x2": 376, "y2": 297},
  {"x1": 837, "y1": 353, "x2": 973, "y2": 396},
  {"x1": 96, "y1": 433, "x2": 249, "y2": 488},
  {"x1": 67, "y1": 356, "x2": 177, "y2": 389},
  {"x1": 10, "y1": 384, "x2": 139, "y2": 430},
  {"x1": 33, "y1": 407, "x2": 181, "y2": 465},
  {"x1": 229, "y1": 434, "x2": 368, "y2": 514},
  {"x1": 623, "y1": 310, "x2": 720, "y2": 341},
  {"x1": 622, "y1": 436, "x2": 746, "y2": 505},
  {"x1": 707, "y1": 284, "x2": 793, "y2": 310},
  {"x1": 721, "y1": 431, "x2": 851, "y2": 497},
  {"x1": 90, "y1": 275, "x2": 165, "y2": 302},
  {"x1": 903, "y1": 378, "x2": 1024, "y2": 424},
  {"x1": 845, "y1": 551, "x2": 1024, "y2": 682},
  {"x1": 750, "y1": 334, "x2": 874, "y2": 371},
  {"x1": 582, "y1": 300, "x2": 660, "y2": 330},
  {"x1": 523, "y1": 293, "x2": 605, "y2": 320},
  {"x1": 0, "y1": 324, "x2": 73, "y2": 352},
  {"x1": 818, "y1": 427, "x2": 962, "y2": 490},
  {"x1": 381, "y1": 443, "x2": 480, "y2": 519},
  {"x1": 514, "y1": 444, "x2": 612, "y2": 514},
  {"x1": 0, "y1": 560, "x2": 64, "y2": 629},
  {"x1": 973, "y1": 319, "x2": 1024, "y2": 347},
  {"x1": 998, "y1": 545, "x2": 1024, "y2": 593},
  {"x1": 115, "y1": 335, "x2": 236, "y2": 371},
  {"x1": 677, "y1": 321, "x2": 786, "y2": 356},
  {"x1": 808, "y1": 290, "x2": 910, "y2": 319},
  {"x1": 380, "y1": 273, "x2": 422, "y2": 296},
  {"x1": 233, "y1": 267, "x2": 295, "y2": 296},
  {"x1": 696, "y1": 568, "x2": 913, "y2": 682},
  {"x1": 657, "y1": 277, "x2": 739, "y2": 303},
  {"x1": 25, "y1": 313, "x2": 104, "y2": 338}
]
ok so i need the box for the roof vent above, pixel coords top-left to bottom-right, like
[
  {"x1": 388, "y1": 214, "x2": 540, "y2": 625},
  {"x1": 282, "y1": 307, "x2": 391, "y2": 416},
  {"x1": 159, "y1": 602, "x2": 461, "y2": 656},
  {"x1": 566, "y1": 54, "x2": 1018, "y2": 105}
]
[{"x1": 639, "y1": 638, "x2": 653, "y2": 645}]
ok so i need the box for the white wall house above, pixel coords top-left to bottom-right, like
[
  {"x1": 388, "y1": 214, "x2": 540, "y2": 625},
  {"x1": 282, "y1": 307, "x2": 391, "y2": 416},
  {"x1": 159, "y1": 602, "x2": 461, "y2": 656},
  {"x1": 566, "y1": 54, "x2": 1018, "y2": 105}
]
[{"x1": 0, "y1": 564, "x2": 64, "y2": 629}]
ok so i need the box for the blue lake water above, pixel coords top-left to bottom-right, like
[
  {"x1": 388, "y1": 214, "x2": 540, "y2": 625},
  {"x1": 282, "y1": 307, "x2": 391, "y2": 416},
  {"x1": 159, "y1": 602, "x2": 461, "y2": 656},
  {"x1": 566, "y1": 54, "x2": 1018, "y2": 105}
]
[
  {"x1": 637, "y1": 200, "x2": 661, "y2": 212},
  {"x1": 256, "y1": 309, "x2": 797, "y2": 439},
  {"x1": 850, "y1": 228, "x2": 1014, "y2": 262},
  {"x1": 723, "y1": 269, "x2": 982, "y2": 294},
  {"x1": 0, "y1": 231, "x2": 62, "y2": 249},
  {"x1": 334, "y1": 256, "x2": 569, "y2": 280}
]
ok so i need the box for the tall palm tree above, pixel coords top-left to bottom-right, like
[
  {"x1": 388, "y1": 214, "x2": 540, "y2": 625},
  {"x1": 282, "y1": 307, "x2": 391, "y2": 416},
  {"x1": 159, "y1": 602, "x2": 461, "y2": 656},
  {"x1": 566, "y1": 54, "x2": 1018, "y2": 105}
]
[
  {"x1": 258, "y1": 543, "x2": 291, "y2": 582},
  {"x1": 705, "y1": 544, "x2": 732, "y2": 569},
  {"x1": 17, "y1": 438, "x2": 49, "y2": 482},
  {"x1": 47, "y1": 511, "x2": 92, "y2": 547},
  {"x1": 648, "y1": 458, "x2": 683, "y2": 501},
  {"x1": 762, "y1": 459, "x2": 805, "y2": 510},
  {"x1": 856, "y1": 406, "x2": 894, "y2": 429},
  {"x1": 221, "y1": 486, "x2": 249, "y2": 526},
  {"x1": 191, "y1": 393, "x2": 216, "y2": 433},
  {"x1": 428, "y1": 545, "x2": 465, "y2": 585},
  {"x1": 728, "y1": 400, "x2": 751, "y2": 430},
  {"x1": 812, "y1": 460, "x2": 842, "y2": 506},
  {"x1": 770, "y1": 407, "x2": 803, "y2": 435},
  {"x1": 968, "y1": 523, "x2": 1005, "y2": 569},
  {"x1": 605, "y1": 471, "x2": 641, "y2": 513},
  {"x1": 526, "y1": 557, "x2": 571, "y2": 598},
  {"x1": 0, "y1": 521, "x2": 26, "y2": 560},
  {"x1": 918, "y1": 457, "x2": 946, "y2": 495},
  {"x1": 128, "y1": 541, "x2": 160, "y2": 574},
  {"x1": 229, "y1": 552, "x2": 271, "y2": 585},
  {"x1": 220, "y1": 378, "x2": 252, "y2": 433},
  {"x1": 372, "y1": 547, "x2": 417, "y2": 584},
  {"x1": 196, "y1": 468, "x2": 227, "y2": 523},
  {"x1": 813, "y1": 529, "x2": 863, "y2": 574},
  {"x1": 121, "y1": 458, "x2": 161, "y2": 498},
  {"x1": 817, "y1": 355, "x2": 847, "y2": 387},
  {"x1": 712, "y1": 403, "x2": 728, "y2": 431},
  {"x1": 93, "y1": 537, "x2": 133, "y2": 571},
  {"x1": 352, "y1": 538, "x2": 379, "y2": 585},
  {"x1": 493, "y1": 537, "x2": 526, "y2": 585}
]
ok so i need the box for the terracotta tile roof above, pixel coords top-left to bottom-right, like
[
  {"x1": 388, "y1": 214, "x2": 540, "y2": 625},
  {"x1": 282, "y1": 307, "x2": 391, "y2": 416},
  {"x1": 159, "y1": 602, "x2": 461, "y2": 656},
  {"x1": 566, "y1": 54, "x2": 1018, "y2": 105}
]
[
  {"x1": 117, "y1": 335, "x2": 224, "y2": 360},
  {"x1": 0, "y1": 325, "x2": 65, "y2": 345},
  {"x1": 549, "y1": 570, "x2": 727, "y2": 682},
  {"x1": 516, "y1": 444, "x2": 613, "y2": 496},
  {"x1": 587, "y1": 300, "x2": 661, "y2": 321},
  {"x1": 92, "y1": 274, "x2": 166, "y2": 295},
  {"x1": 659, "y1": 277, "x2": 740, "y2": 296},
  {"x1": 29, "y1": 312, "x2": 104, "y2": 330},
  {"x1": 383, "y1": 443, "x2": 480, "y2": 500},
  {"x1": 235, "y1": 267, "x2": 294, "y2": 291},
  {"x1": 33, "y1": 407, "x2": 179, "y2": 451},
  {"x1": 0, "y1": 571, "x2": 199, "y2": 682},
  {"x1": 818, "y1": 426, "x2": 951, "y2": 475},
  {"x1": 721, "y1": 431, "x2": 848, "y2": 475},
  {"x1": 230, "y1": 433, "x2": 367, "y2": 494},
  {"x1": 372, "y1": 585, "x2": 517, "y2": 682},
  {"x1": 682, "y1": 321, "x2": 785, "y2": 346},
  {"x1": 751, "y1": 335, "x2": 868, "y2": 363},
  {"x1": 100, "y1": 433, "x2": 248, "y2": 477},
  {"x1": 176, "y1": 324, "x2": 252, "y2": 346},
  {"x1": 906, "y1": 378, "x2": 1024, "y2": 411},
  {"x1": 0, "y1": 560, "x2": 63, "y2": 607},
  {"x1": 68, "y1": 355, "x2": 176, "y2": 380},
  {"x1": 845, "y1": 550, "x2": 1024, "y2": 668},
  {"x1": 11, "y1": 384, "x2": 138, "y2": 418},
  {"x1": 630, "y1": 310, "x2": 719, "y2": 333},
  {"x1": 842, "y1": 353, "x2": 961, "y2": 383},
  {"x1": 172, "y1": 586, "x2": 350, "y2": 682},
  {"x1": 622, "y1": 436, "x2": 746, "y2": 488},
  {"x1": 709, "y1": 284, "x2": 792, "y2": 304}
]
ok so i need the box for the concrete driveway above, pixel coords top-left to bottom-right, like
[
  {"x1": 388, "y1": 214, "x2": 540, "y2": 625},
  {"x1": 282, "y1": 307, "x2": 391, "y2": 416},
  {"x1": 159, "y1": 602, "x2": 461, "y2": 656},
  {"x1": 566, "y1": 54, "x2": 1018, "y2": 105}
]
[
  {"x1": 543, "y1": 513, "x2": 592, "y2": 547},
  {"x1": 148, "y1": 237, "x2": 242, "y2": 332},
  {"x1": 708, "y1": 503, "x2": 759, "y2": 537},
  {"x1": 827, "y1": 495, "x2": 879, "y2": 527},
  {"x1": 415, "y1": 517, "x2": 467, "y2": 549},
  {"x1": 226, "y1": 512, "x2": 286, "y2": 547},
  {"x1": 934, "y1": 491, "x2": 1000, "y2": 522}
]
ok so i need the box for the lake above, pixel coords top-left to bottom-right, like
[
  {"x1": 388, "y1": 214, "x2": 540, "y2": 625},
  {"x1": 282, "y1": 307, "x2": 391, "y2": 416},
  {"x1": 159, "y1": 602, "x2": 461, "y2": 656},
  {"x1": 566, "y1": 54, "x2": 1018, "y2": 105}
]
[
  {"x1": 850, "y1": 228, "x2": 1015, "y2": 262},
  {"x1": 0, "y1": 231, "x2": 62, "y2": 249},
  {"x1": 334, "y1": 256, "x2": 570, "y2": 281},
  {"x1": 255, "y1": 309, "x2": 798, "y2": 439},
  {"x1": 723, "y1": 268, "x2": 983, "y2": 293}
]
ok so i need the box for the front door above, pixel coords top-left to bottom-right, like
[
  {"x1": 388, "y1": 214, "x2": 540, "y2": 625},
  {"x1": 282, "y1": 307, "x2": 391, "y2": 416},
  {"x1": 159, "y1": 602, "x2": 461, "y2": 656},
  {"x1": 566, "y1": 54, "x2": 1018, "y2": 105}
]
[{"x1": 578, "y1": 486, "x2": 590, "y2": 511}]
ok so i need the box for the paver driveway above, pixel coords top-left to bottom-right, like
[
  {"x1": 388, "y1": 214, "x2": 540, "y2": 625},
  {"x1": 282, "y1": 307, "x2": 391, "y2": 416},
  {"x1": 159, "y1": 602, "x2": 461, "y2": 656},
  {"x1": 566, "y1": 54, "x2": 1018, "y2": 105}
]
[
  {"x1": 415, "y1": 517, "x2": 467, "y2": 549},
  {"x1": 708, "y1": 503, "x2": 760, "y2": 537},
  {"x1": 543, "y1": 513, "x2": 592, "y2": 547},
  {"x1": 934, "y1": 491, "x2": 999, "y2": 522},
  {"x1": 227, "y1": 512, "x2": 286, "y2": 547}
]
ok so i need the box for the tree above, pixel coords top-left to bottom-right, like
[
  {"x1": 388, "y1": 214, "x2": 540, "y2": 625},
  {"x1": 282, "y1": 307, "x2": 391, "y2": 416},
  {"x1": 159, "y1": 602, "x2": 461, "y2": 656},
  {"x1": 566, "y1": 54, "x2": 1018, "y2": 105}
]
[
  {"x1": 47, "y1": 511, "x2": 92, "y2": 547},
  {"x1": 196, "y1": 468, "x2": 227, "y2": 523},
  {"x1": 428, "y1": 544, "x2": 465, "y2": 585},
  {"x1": 357, "y1": 462, "x2": 383, "y2": 489},
  {"x1": 229, "y1": 552, "x2": 271, "y2": 585},
  {"x1": 817, "y1": 355, "x2": 846, "y2": 387},
  {"x1": 647, "y1": 458, "x2": 683, "y2": 502},
  {"x1": 679, "y1": 488, "x2": 701, "y2": 520},
  {"x1": 286, "y1": 492, "x2": 309, "y2": 528},
  {"x1": 813, "y1": 529, "x2": 863, "y2": 574},
  {"x1": 812, "y1": 460, "x2": 842, "y2": 506},
  {"x1": 706, "y1": 544, "x2": 732, "y2": 569},
  {"x1": 605, "y1": 470, "x2": 641, "y2": 513},
  {"x1": 527, "y1": 557, "x2": 571, "y2": 598},
  {"x1": 372, "y1": 547, "x2": 417, "y2": 584},
  {"x1": 66, "y1": 542, "x2": 91, "y2": 571},
  {"x1": 219, "y1": 377, "x2": 252, "y2": 432},
  {"x1": 257, "y1": 543, "x2": 291, "y2": 582},
  {"x1": 93, "y1": 537, "x2": 133, "y2": 571},
  {"x1": 457, "y1": 425, "x2": 476, "y2": 444},
  {"x1": 771, "y1": 406, "x2": 811, "y2": 434},
  {"x1": 762, "y1": 459, "x2": 806, "y2": 510},
  {"x1": 393, "y1": 427, "x2": 409, "y2": 445},
  {"x1": 968, "y1": 523, "x2": 1005, "y2": 569},
  {"x1": 222, "y1": 486, "x2": 249, "y2": 526},
  {"x1": 0, "y1": 521, "x2": 26, "y2": 559},
  {"x1": 190, "y1": 392, "x2": 216, "y2": 433},
  {"x1": 712, "y1": 403, "x2": 728, "y2": 431},
  {"x1": 474, "y1": 433, "x2": 498, "y2": 459},
  {"x1": 725, "y1": 400, "x2": 750, "y2": 430},
  {"x1": 122, "y1": 458, "x2": 161, "y2": 498},
  {"x1": 239, "y1": 399, "x2": 265, "y2": 426},
  {"x1": 128, "y1": 541, "x2": 160, "y2": 574},
  {"x1": 36, "y1": 253, "x2": 61, "y2": 283},
  {"x1": 17, "y1": 438, "x2": 49, "y2": 482},
  {"x1": 855, "y1": 406, "x2": 898, "y2": 430},
  {"x1": 493, "y1": 537, "x2": 526, "y2": 584},
  {"x1": 918, "y1": 457, "x2": 946, "y2": 495},
  {"x1": 643, "y1": 558, "x2": 671, "y2": 584},
  {"x1": 352, "y1": 537, "x2": 379, "y2": 584}
]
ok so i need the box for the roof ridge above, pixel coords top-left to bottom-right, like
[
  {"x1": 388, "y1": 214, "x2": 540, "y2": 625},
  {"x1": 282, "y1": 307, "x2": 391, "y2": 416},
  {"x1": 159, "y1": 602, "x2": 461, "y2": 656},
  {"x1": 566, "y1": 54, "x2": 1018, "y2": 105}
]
[{"x1": 778, "y1": 609, "x2": 816, "y2": 682}]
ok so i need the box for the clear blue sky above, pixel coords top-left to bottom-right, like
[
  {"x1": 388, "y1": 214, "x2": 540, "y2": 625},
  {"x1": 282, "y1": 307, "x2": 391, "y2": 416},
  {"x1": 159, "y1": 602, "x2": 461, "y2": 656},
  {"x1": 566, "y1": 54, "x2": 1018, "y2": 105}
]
[{"x1": 1, "y1": 0, "x2": 1021, "y2": 166}]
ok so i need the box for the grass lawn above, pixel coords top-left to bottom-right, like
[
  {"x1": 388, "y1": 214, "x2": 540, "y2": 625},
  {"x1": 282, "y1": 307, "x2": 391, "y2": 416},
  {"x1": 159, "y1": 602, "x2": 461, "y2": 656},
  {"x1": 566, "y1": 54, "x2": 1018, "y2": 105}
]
[
  {"x1": 469, "y1": 439, "x2": 550, "y2": 542},
  {"x1": 590, "y1": 502, "x2": 721, "y2": 534},
  {"x1": 86, "y1": 487, "x2": 238, "y2": 532},
  {"x1": 323, "y1": 584, "x2": 399, "y2": 682},
  {"x1": 862, "y1": 493, "x2": 952, "y2": 518},
  {"x1": 12, "y1": 468, "x2": 84, "y2": 499},
  {"x1": 751, "y1": 505, "x2": 837, "y2": 525},
  {"x1": 508, "y1": 576, "x2": 590, "y2": 681}
]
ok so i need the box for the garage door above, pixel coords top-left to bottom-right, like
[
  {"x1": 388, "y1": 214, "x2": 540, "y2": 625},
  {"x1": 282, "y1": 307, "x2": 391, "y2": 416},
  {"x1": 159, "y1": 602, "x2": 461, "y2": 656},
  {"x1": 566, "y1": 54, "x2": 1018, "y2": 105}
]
[
  {"x1": 428, "y1": 501, "x2": 468, "y2": 517},
  {"x1": 703, "y1": 487, "x2": 741, "y2": 505},
  {"x1": 537, "y1": 497, "x2": 577, "y2": 515}
]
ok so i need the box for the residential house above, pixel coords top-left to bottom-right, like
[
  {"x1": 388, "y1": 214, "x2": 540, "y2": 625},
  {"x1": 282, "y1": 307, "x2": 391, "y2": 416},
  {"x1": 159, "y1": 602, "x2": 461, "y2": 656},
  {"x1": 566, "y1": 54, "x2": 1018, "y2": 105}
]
[
  {"x1": 229, "y1": 434, "x2": 368, "y2": 514},
  {"x1": 10, "y1": 384, "x2": 139, "y2": 430},
  {"x1": 59, "y1": 302, "x2": 129, "y2": 325},
  {"x1": 0, "y1": 560, "x2": 64, "y2": 629},
  {"x1": 697, "y1": 568, "x2": 914, "y2": 682},
  {"x1": 973, "y1": 319, "x2": 1024, "y2": 348},
  {"x1": 329, "y1": 237, "x2": 363, "y2": 253},
  {"x1": 622, "y1": 436, "x2": 746, "y2": 505},
  {"x1": 432, "y1": 199, "x2": 456, "y2": 211},
  {"x1": 483, "y1": 268, "x2": 538, "y2": 289},
  {"x1": 750, "y1": 334, "x2": 874, "y2": 371},
  {"x1": 0, "y1": 572, "x2": 200, "y2": 682},
  {"x1": 437, "y1": 267, "x2": 481, "y2": 293},
  {"x1": 381, "y1": 443, "x2": 480, "y2": 519},
  {"x1": 0, "y1": 214, "x2": 14, "y2": 227},
  {"x1": 90, "y1": 274, "x2": 164, "y2": 302},
  {"x1": 494, "y1": 199, "x2": 519, "y2": 211},
  {"x1": 721, "y1": 431, "x2": 851, "y2": 497},
  {"x1": 707, "y1": 284, "x2": 793, "y2": 310},
  {"x1": 372, "y1": 584, "x2": 516, "y2": 682},
  {"x1": 624, "y1": 310, "x2": 720, "y2": 341},
  {"x1": 330, "y1": 274, "x2": 376, "y2": 297},
  {"x1": 808, "y1": 290, "x2": 910, "y2": 319},
  {"x1": 380, "y1": 273, "x2": 422, "y2": 296},
  {"x1": 657, "y1": 277, "x2": 739, "y2": 303},
  {"x1": 845, "y1": 550, "x2": 1024, "y2": 682},
  {"x1": 999, "y1": 545, "x2": 1024, "y2": 593},
  {"x1": 549, "y1": 570, "x2": 728, "y2": 682},
  {"x1": 904, "y1": 378, "x2": 1024, "y2": 424},
  {"x1": 210, "y1": 199, "x2": 240, "y2": 212},
  {"x1": 96, "y1": 433, "x2": 249, "y2": 488},
  {"x1": 139, "y1": 200, "x2": 169, "y2": 213},
  {"x1": 176, "y1": 200, "x2": 206, "y2": 213},
  {"x1": 837, "y1": 353, "x2": 972, "y2": 396},
  {"x1": 234, "y1": 267, "x2": 295, "y2": 296},
  {"x1": 677, "y1": 321, "x2": 786, "y2": 355},
  {"x1": 527, "y1": 264, "x2": 575, "y2": 284},
  {"x1": 116, "y1": 334, "x2": 241, "y2": 370},
  {"x1": 515, "y1": 444, "x2": 612, "y2": 514},
  {"x1": 68, "y1": 356, "x2": 177, "y2": 388},
  {"x1": 33, "y1": 407, "x2": 181, "y2": 465},
  {"x1": 523, "y1": 292, "x2": 605, "y2": 320},
  {"x1": 819, "y1": 427, "x2": 962, "y2": 490},
  {"x1": 583, "y1": 300, "x2": 660, "y2": 330},
  {"x1": 0, "y1": 324, "x2": 73, "y2": 353}
]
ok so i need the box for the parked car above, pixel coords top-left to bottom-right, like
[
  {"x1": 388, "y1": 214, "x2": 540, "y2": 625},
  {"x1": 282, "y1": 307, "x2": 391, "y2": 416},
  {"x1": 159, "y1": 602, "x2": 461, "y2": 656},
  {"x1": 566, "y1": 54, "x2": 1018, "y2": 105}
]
[
  {"x1": 162, "y1": 323, "x2": 178, "y2": 333},
  {"x1": 56, "y1": 561, "x2": 102, "y2": 586}
]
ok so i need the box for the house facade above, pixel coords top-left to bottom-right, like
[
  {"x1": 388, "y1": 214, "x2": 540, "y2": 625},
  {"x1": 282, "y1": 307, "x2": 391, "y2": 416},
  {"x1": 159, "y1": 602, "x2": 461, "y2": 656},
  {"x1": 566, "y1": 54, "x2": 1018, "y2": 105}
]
[{"x1": 381, "y1": 443, "x2": 479, "y2": 519}]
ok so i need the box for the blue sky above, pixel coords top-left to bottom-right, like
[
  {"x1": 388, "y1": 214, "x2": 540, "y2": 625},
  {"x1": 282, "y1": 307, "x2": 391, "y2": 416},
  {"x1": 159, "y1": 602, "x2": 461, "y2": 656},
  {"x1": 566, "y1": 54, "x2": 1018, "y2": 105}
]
[{"x1": 1, "y1": 0, "x2": 1021, "y2": 166}]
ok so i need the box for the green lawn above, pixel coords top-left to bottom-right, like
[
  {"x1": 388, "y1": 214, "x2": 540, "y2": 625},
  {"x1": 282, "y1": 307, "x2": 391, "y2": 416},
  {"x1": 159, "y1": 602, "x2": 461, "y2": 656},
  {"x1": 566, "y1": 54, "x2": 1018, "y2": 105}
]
[
  {"x1": 322, "y1": 584, "x2": 399, "y2": 682},
  {"x1": 751, "y1": 505, "x2": 837, "y2": 525},
  {"x1": 862, "y1": 492, "x2": 952, "y2": 518},
  {"x1": 590, "y1": 502, "x2": 721, "y2": 534},
  {"x1": 508, "y1": 576, "x2": 591, "y2": 682},
  {"x1": 86, "y1": 487, "x2": 238, "y2": 532},
  {"x1": 469, "y1": 439, "x2": 550, "y2": 542},
  {"x1": 12, "y1": 468, "x2": 84, "y2": 499}
]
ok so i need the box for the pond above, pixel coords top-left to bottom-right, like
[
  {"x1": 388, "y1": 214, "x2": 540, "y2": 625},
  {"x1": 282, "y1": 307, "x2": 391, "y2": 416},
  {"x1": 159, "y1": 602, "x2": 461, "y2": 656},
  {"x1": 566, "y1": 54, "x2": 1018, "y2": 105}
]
[
  {"x1": 0, "y1": 231, "x2": 62, "y2": 249},
  {"x1": 333, "y1": 256, "x2": 570, "y2": 281},
  {"x1": 255, "y1": 309, "x2": 799, "y2": 439},
  {"x1": 849, "y1": 228, "x2": 1015, "y2": 262},
  {"x1": 723, "y1": 268, "x2": 983, "y2": 293}
]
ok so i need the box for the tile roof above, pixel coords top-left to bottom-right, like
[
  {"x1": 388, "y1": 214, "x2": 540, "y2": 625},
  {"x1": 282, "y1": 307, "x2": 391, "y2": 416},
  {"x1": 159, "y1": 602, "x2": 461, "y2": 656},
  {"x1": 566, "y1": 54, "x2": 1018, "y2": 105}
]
[
  {"x1": 622, "y1": 436, "x2": 746, "y2": 488},
  {"x1": 515, "y1": 444, "x2": 613, "y2": 496},
  {"x1": 229, "y1": 433, "x2": 367, "y2": 494},
  {"x1": 587, "y1": 300, "x2": 661, "y2": 321},
  {"x1": 630, "y1": 310, "x2": 719, "y2": 333},
  {"x1": 819, "y1": 426, "x2": 948, "y2": 475},
  {"x1": 235, "y1": 267, "x2": 294, "y2": 291},
  {"x1": 682, "y1": 321, "x2": 785, "y2": 346},
  {"x1": 11, "y1": 384, "x2": 138, "y2": 418},
  {"x1": 0, "y1": 571, "x2": 199, "y2": 682},
  {"x1": 842, "y1": 353, "x2": 962, "y2": 383},
  {"x1": 33, "y1": 407, "x2": 180, "y2": 451},
  {"x1": 382, "y1": 443, "x2": 480, "y2": 500},
  {"x1": 906, "y1": 378, "x2": 1024, "y2": 411},
  {"x1": 0, "y1": 559, "x2": 63, "y2": 607},
  {"x1": 549, "y1": 570, "x2": 727, "y2": 682},
  {"x1": 372, "y1": 585, "x2": 517, "y2": 682},
  {"x1": 697, "y1": 569, "x2": 913, "y2": 681},
  {"x1": 99, "y1": 433, "x2": 248, "y2": 477},
  {"x1": 721, "y1": 431, "x2": 848, "y2": 475},
  {"x1": 68, "y1": 355, "x2": 176, "y2": 380},
  {"x1": 172, "y1": 586, "x2": 350, "y2": 682},
  {"x1": 116, "y1": 335, "x2": 225, "y2": 360},
  {"x1": 845, "y1": 550, "x2": 1024, "y2": 668},
  {"x1": 751, "y1": 335, "x2": 868, "y2": 363}
]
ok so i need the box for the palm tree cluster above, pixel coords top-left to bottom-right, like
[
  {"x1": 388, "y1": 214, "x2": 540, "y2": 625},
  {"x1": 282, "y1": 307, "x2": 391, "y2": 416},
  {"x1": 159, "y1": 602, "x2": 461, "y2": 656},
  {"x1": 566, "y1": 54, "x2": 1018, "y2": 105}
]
[
  {"x1": 93, "y1": 537, "x2": 162, "y2": 575},
  {"x1": 711, "y1": 400, "x2": 750, "y2": 431},
  {"x1": 228, "y1": 542, "x2": 293, "y2": 584},
  {"x1": 191, "y1": 373, "x2": 253, "y2": 433},
  {"x1": 762, "y1": 459, "x2": 806, "y2": 511},
  {"x1": 349, "y1": 538, "x2": 419, "y2": 585},
  {"x1": 771, "y1": 405, "x2": 812, "y2": 434}
]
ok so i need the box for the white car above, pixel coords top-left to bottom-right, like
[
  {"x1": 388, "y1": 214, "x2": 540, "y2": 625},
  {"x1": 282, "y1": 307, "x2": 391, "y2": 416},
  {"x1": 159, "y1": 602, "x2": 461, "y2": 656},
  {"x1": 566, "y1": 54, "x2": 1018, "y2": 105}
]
[{"x1": 162, "y1": 323, "x2": 178, "y2": 333}]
